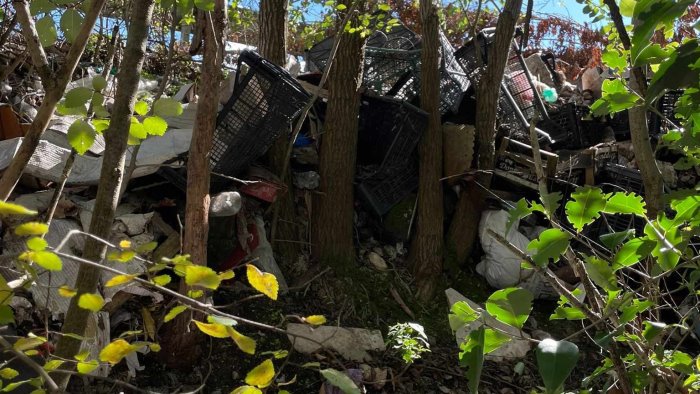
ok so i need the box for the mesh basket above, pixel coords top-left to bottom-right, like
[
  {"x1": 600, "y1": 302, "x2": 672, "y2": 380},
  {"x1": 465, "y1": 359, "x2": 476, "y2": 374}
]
[
  {"x1": 539, "y1": 103, "x2": 598, "y2": 149},
  {"x1": 364, "y1": 47, "x2": 422, "y2": 100},
  {"x1": 307, "y1": 18, "x2": 421, "y2": 72},
  {"x1": 357, "y1": 95, "x2": 428, "y2": 176},
  {"x1": 649, "y1": 89, "x2": 683, "y2": 135},
  {"x1": 356, "y1": 159, "x2": 419, "y2": 216},
  {"x1": 211, "y1": 51, "x2": 310, "y2": 177}
]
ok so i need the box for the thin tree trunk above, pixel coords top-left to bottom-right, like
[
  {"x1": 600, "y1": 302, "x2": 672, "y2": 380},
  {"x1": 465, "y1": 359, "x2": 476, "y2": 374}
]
[
  {"x1": 261, "y1": 0, "x2": 301, "y2": 267},
  {"x1": 0, "y1": 0, "x2": 107, "y2": 200},
  {"x1": 52, "y1": 1, "x2": 155, "y2": 388},
  {"x1": 446, "y1": 0, "x2": 522, "y2": 265},
  {"x1": 603, "y1": 0, "x2": 664, "y2": 216},
  {"x1": 0, "y1": 15, "x2": 17, "y2": 49},
  {"x1": 159, "y1": 0, "x2": 226, "y2": 369},
  {"x1": 90, "y1": 17, "x2": 104, "y2": 63},
  {"x1": 155, "y1": 7, "x2": 178, "y2": 99},
  {"x1": 311, "y1": 0, "x2": 365, "y2": 269},
  {"x1": 411, "y1": 0, "x2": 444, "y2": 302}
]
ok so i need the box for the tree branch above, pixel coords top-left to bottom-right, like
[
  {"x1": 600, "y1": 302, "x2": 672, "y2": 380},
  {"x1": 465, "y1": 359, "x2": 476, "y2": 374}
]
[
  {"x1": 12, "y1": 0, "x2": 53, "y2": 87},
  {"x1": 0, "y1": 335, "x2": 60, "y2": 393}
]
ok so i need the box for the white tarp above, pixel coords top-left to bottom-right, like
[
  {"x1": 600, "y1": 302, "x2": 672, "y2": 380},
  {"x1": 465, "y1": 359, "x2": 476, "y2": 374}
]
[{"x1": 0, "y1": 129, "x2": 192, "y2": 185}]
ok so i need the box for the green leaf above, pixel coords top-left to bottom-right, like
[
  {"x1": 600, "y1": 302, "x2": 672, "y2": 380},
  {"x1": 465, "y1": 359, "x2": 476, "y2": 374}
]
[
  {"x1": 0, "y1": 367, "x2": 19, "y2": 380},
  {"x1": 163, "y1": 305, "x2": 187, "y2": 322},
  {"x1": 78, "y1": 293, "x2": 104, "y2": 312},
  {"x1": 485, "y1": 288, "x2": 533, "y2": 329},
  {"x1": 2, "y1": 380, "x2": 30, "y2": 392},
  {"x1": 584, "y1": 256, "x2": 618, "y2": 291},
  {"x1": 603, "y1": 192, "x2": 646, "y2": 216},
  {"x1": 506, "y1": 199, "x2": 533, "y2": 234},
  {"x1": 647, "y1": 39, "x2": 700, "y2": 102},
  {"x1": 92, "y1": 75, "x2": 107, "y2": 91},
  {"x1": 449, "y1": 301, "x2": 480, "y2": 331},
  {"x1": 550, "y1": 306, "x2": 586, "y2": 320},
  {"x1": 76, "y1": 360, "x2": 99, "y2": 374},
  {"x1": 194, "y1": 0, "x2": 215, "y2": 11},
  {"x1": 602, "y1": 49, "x2": 627, "y2": 71},
  {"x1": 644, "y1": 213, "x2": 685, "y2": 271},
  {"x1": 0, "y1": 305, "x2": 15, "y2": 325},
  {"x1": 664, "y1": 351, "x2": 694, "y2": 375},
  {"x1": 527, "y1": 228, "x2": 571, "y2": 267},
  {"x1": 599, "y1": 229, "x2": 636, "y2": 249},
  {"x1": 620, "y1": 0, "x2": 636, "y2": 16},
  {"x1": 619, "y1": 299, "x2": 653, "y2": 325},
  {"x1": 43, "y1": 359, "x2": 64, "y2": 372},
  {"x1": 15, "y1": 222, "x2": 49, "y2": 236},
  {"x1": 134, "y1": 101, "x2": 149, "y2": 116},
  {"x1": 459, "y1": 326, "x2": 485, "y2": 393},
  {"x1": 671, "y1": 194, "x2": 700, "y2": 226},
  {"x1": 540, "y1": 192, "x2": 562, "y2": 217},
  {"x1": 60, "y1": 9, "x2": 84, "y2": 43},
  {"x1": 31, "y1": 0, "x2": 56, "y2": 15},
  {"x1": 129, "y1": 117, "x2": 147, "y2": 139},
  {"x1": 152, "y1": 274, "x2": 172, "y2": 286},
  {"x1": 642, "y1": 321, "x2": 666, "y2": 342},
  {"x1": 319, "y1": 368, "x2": 360, "y2": 394},
  {"x1": 22, "y1": 251, "x2": 62, "y2": 271},
  {"x1": 536, "y1": 339, "x2": 579, "y2": 394},
  {"x1": 67, "y1": 119, "x2": 96, "y2": 155},
  {"x1": 0, "y1": 201, "x2": 37, "y2": 216},
  {"x1": 153, "y1": 98, "x2": 183, "y2": 117},
  {"x1": 591, "y1": 80, "x2": 640, "y2": 116},
  {"x1": 612, "y1": 237, "x2": 655, "y2": 271},
  {"x1": 635, "y1": 44, "x2": 671, "y2": 65},
  {"x1": 36, "y1": 17, "x2": 57, "y2": 47},
  {"x1": 483, "y1": 328, "x2": 511, "y2": 354},
  {"x1": 143, "y1": 116, "x2": 168, "y2": 136},
  {"x1": 13, "y1": 336, "x2": 46, "y2": 352},
  {"x1": 565, "y1": 186, "x2": 607, "y2": 232},
  {"x1": 631, "y1": 0, "x2": 694, "y2": 65},
  {"x1": 65, "y1": 87, "x2": 93, "y2": 108}
]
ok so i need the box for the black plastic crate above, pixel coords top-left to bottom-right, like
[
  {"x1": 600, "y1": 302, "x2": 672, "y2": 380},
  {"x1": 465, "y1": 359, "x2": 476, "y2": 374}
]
[
  {"x1": 306, "y1": 18, "x2": 421, "y2": 72},
  {"x1": 357, "y1": 95, "x2": 428, "y2": 176},
  {"x1": 211, "y1": 51, "x2": 310, "y2": 177},
  {"x1": 649, "y1": 89, "x2": 683, "y2": 135},
  {"x1": 364, "y1": 47, "x2": 422, "y2": 100},
  {"x1": 539, "y1": 103, "x2": 598, "y2": 149},
  {"x1": 356, "y1": 159, "x2": 419, "y2": 216}
]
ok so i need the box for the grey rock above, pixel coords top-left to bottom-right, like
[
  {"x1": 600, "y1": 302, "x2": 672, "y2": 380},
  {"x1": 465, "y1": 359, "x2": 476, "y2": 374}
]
[{"x1": 286, "y1": 323, "x2": 386, "y2": 362}]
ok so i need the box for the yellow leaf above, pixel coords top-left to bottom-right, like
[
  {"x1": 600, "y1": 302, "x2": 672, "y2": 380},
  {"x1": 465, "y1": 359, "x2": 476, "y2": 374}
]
[
  {"x1": 188, "y1": 289, "x2": 204, "y2": 299},
  {"x1": 231, "y1": 386, "x2": 262, "y2": 394},
  {"x1": 76, "y1": 360, "x2": 99, "y2": 374},
  {"x1": 219, "y1": 270, "x2": 235, "y2": 280},
  {"x1": 0, "y1": 367, "x2": 19, "y2": 379},
  {"x1": 107, "y1": 250, "x2": 136, "y2": 263},
  {"x1": 0, "y1": 201, "x2": 37, "y2": 216},
  {"x1": 246, "y1": 265, "x2": 279, "y2": 300},
  {"x1": 58, "y1": 286, "x2": 77, "y2": 298},
  {"x1": 99, "y1": 339, "x2": 139, "y2": 365},
  {"x1": 149, "y1": 343, "x2": 161, "y2": 352},
  {"x1": 244, "y1": 359, "x2": 275, "y2": 388},
  {"x1": 26, "y1": 237, "x2": 48, "y2": 251},
  {"x1": 135, "y1": 241, "x2": 158, "y2": 253},
  {"x1": 304, "y1": 315, "x2": 327, "y2": 325},
  {"x1": 74, "y1": 351, "x2": 90, "y2": 362},
  {"x1": 43, "y1": 360, "x2": 64, "y2": 372},
  {"x1": 15, "y1": 222, "x2": 49, "y2": 236},
  {"x1": 193, "y1": 320, "x2": 229, "y2": 338},
  {"x1": 78, "y1": 293, "x2": 104, "y2": 312},
  {"x1": 185, "y1": 265, "x2": 221, "y2": 290},
  {"x1": 119, "y1": 240, "x2": 132, "y2": 249},
  {"x1": 21, "y1": 251, "x2": 62, "y2": 271},
  {"x1": 152, "y1": 274, "x2": 171, "y2": 286},
  {"x1": 164, "y1": 305, "x2": 187, "y2": 322},
  {"x1": 13, "y1": 336, "x2": 45, "y2": 352},
  {"x1": 227, "y1": 326, "x2": 256, "y2": 355},
  {"x1": 105, "y1": 274, "x2": 137, "y2": 287},
  {"x1": 141, "y1": 308, "x2": 156, "y2": 340}
]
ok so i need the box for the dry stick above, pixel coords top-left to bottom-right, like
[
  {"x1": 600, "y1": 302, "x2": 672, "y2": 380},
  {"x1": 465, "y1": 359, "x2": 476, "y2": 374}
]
[
  {"x1": 52, "y1": 369, "x2": 152, "y2": 393},
  {"x1": 0, "y1": 335, "x2": 60, "y2": 393},
  {"x1": 0, "y1": 0, "x2": 108, "y2": 200},
  {"x1": 270, "y1": 2, "x2": 359, "y2": 242}
]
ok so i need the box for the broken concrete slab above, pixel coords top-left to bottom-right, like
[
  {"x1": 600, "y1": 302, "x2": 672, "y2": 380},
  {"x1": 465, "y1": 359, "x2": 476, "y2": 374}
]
[
  {"x1": 286, "y1": 323, "x2": 386, "y2": 362},
  {"x1": 445, "y1": 288, "x2": 532, "y2": 362}
]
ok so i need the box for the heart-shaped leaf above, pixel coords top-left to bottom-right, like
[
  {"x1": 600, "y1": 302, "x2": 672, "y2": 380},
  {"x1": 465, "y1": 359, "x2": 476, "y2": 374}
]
[
  {"x1": 246, "y1": 265, "x2": 279, "y2": 300},
  {"x1": 536, "y1": 339, "x2": 579, "y2": 394}
]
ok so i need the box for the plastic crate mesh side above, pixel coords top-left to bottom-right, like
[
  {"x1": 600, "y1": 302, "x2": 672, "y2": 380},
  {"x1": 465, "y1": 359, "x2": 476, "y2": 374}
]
[
  {"x1": 438, "y1": 31, "x2": 470, "y2": 114},
  {"x1": 503, "y1": 48, "x2": 538, "y2": 121},
  {"x1": 357, "y1": 162, "x2": 419, "y2": 215},
  {"x1": 363, "y1": 48, "x2": 421, "y2": 98}
]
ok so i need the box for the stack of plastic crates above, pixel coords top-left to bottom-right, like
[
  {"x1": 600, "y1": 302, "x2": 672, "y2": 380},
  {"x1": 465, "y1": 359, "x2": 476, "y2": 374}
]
[
  {"x1": 587, "y1": 163, "x2": 646, "y2": 240},
  {"x1": 539, "y1": 103, "x2": 598, "y2": 149},
  {"x1": 158, "y1": 51, "x2": 310, "y2": 191},
  {"x1": 306, "y1": 19, "x2": 421, "y2": 72},
  {"x1": 455, "y1": 28, "x2": 550, "y2": 140},
  {"x1": 356, "y1": 95, "x2": 428, "y2": 215},
  {"x1": 649, "y1": 89, "x2": 683, "y2": 135},
  {"x1": 363, "y1": 47, "x2": 422, "y2": 100}
]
